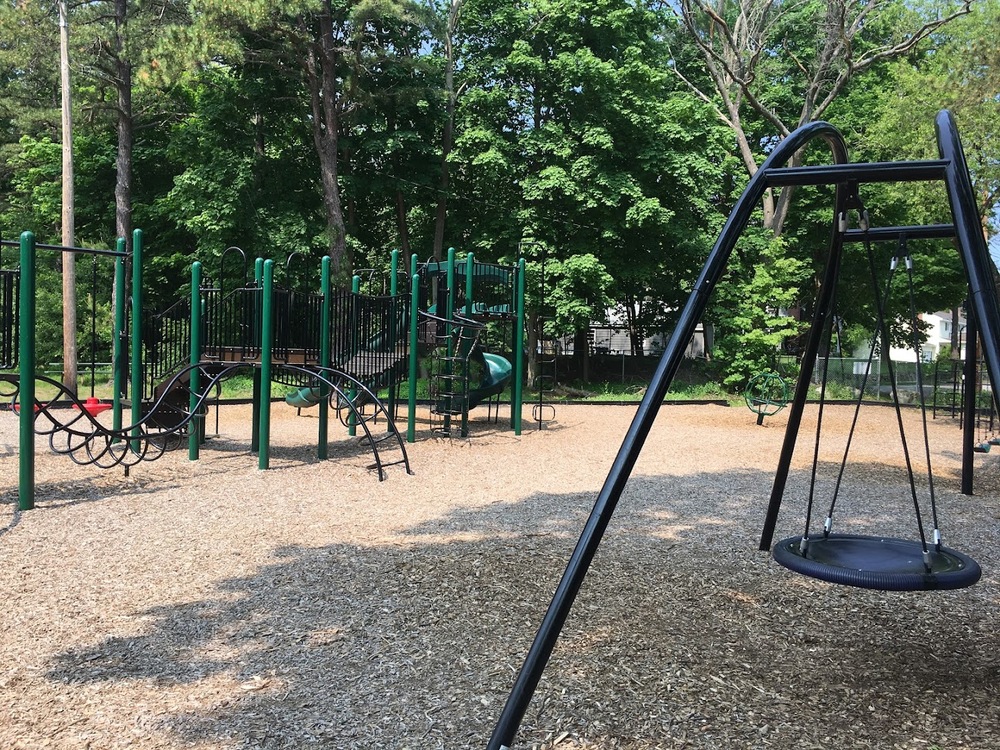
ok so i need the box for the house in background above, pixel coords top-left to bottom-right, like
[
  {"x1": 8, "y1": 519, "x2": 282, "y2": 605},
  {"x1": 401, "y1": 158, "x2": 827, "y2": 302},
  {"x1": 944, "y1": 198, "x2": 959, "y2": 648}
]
[{"x1": 878, "y1": 310, "x2": 963, "y2": 363}]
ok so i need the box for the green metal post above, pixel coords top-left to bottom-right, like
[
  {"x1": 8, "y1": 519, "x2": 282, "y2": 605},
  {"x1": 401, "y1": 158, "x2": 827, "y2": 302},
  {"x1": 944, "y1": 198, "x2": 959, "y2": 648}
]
[
  {"x1": 407, "y1": 257, "x2": 419, "y2": 443},
  {"x1": 251, "y1": 258, "x2": 264, "y2": 452},
  {"x1": 387, "y1": 249, "x2": 401, "y2": 417},
  {"x1": 130, "y1": 229, "x2": 143, "y2": 452},
  {"x1": 446, "y1": 247, "x2": 456, "y2": 321},
  {"x1": 112, "y1": 237, "x2": 126, "y2": 435},
  {"x1": 513, "y1": 257, "x2": 526, "y2": 435},
  {"x1": 461, "y1": 251, "x2": 474, "y2": 437},
  {"x1": 465, "y1": 251, "x2": 475, "y2": 316},
  {"x1": 189, "y1": 262, "x2": 202, "y2": 460},
  {"x1": 17, "y1": 232, "x2": 36, "y2": 511},
  {"x1": 348, "y1": 274, "x2": 360, "y2": 437},
  {"x1": 318, "y1": 257, "x2": 331, "y2": 459},
  {"x1": 445, "y1": 248, "x2": 456, "y2": 436},
  {"x1": 258, "y1": 260, "x2": 274, "y2": 469}
]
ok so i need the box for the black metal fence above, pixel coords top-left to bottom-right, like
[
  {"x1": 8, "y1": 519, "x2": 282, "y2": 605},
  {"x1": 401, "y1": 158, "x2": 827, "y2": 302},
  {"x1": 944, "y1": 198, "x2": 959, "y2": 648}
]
[
  {"x1": 143, "y1": 296, "x2": 191, "y2": 399},
  {"x1": 142, "y1": 282, "x2": 411, "y2": 396},
  {"x1": 0, "y1": 268, "x2": 18, "y2": 369}
]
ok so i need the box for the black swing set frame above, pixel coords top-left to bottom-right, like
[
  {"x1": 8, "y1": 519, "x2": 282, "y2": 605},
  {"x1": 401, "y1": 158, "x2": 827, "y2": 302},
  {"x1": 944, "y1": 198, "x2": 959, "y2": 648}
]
[{"x1": 485, "y1": 110, "x2": 1000, "y2": 750}]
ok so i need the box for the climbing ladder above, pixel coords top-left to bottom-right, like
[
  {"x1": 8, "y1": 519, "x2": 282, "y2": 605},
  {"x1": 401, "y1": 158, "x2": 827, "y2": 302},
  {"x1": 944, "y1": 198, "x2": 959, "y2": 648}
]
[
  {"x1": 532, "y1": 315, "x2": 557, "y2": 428},
  {"x1": 423, "y1": 311, "x2": 484, "y2": 437}
]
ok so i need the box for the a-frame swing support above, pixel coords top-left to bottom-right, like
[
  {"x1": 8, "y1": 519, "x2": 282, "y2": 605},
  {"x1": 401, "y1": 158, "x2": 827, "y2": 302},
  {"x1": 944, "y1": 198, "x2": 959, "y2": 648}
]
[{"x1": 485, "y1": 110, "x2": 1000, "y2": 750}]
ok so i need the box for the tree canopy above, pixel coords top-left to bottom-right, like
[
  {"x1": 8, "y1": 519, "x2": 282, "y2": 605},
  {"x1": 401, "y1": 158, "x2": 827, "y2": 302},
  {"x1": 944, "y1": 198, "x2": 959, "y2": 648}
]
[{"x1": 0, "y1": 0, "x2": 996, "y2": 387}]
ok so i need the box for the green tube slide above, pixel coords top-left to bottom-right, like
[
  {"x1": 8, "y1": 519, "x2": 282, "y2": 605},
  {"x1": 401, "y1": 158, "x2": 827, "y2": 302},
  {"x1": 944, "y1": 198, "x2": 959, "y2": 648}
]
[{"x1": 468, "y1": 349, "x2": 513, "y2": 409}]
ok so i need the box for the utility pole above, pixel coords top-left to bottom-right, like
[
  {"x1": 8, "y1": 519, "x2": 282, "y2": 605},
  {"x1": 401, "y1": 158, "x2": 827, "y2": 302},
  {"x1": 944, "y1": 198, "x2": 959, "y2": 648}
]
[{"x1": 59, "y1": 0, "x2": 77, "y2": 393}]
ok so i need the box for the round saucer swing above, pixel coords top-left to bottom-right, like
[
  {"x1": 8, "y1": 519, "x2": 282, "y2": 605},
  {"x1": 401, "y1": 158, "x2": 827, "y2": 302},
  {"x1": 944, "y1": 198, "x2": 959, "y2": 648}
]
[
  {"x1": 765, "y1": 220, "x2": 981, "y2": 592},
  {"x1": 772, "y1": 534, "x2": 980, "y2": 591}
]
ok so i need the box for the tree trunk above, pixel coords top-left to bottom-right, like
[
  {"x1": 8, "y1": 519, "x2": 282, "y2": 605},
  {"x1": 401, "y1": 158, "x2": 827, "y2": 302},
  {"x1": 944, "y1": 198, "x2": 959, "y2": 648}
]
[
  {"x1": 59, "y1": 0, "x2": 76, "y2": 393},
  {"x1": 307, "y1": 5, "x2": 350, "y2": 281},
  {"x1": 525, "y1": 310, "x2": 538, "y2": 389},
  {"x1": 114, "y1": 0, "x2": 132, "y2": 245},
  {"x1": 432, "y1": 0, "x2": 461, "y2": 263},
  {"x1": 395, "y1": 191, "x2": 410, "y2": 255}
]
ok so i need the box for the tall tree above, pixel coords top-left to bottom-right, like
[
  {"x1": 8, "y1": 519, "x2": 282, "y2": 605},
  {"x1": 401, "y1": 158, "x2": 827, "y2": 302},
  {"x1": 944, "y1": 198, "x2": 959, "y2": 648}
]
[
  {"x1": 669, "y1": 0, "x2": 973, "y2": 235},
  {"x1": 451, "y1": 0, "x2": 732, "y2": 355},
  {"x1": 430, "y1": 0, "x2": 462, "y2": 261},
  {"x1": 168, "y1": 0, "x2": 431, "y2": 283}
]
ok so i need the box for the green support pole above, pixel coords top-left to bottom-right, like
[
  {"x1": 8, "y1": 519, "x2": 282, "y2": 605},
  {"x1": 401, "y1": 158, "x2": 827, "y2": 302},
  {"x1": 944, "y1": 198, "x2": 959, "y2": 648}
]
[
  {"x1": 257, "y1": 260, "x2": 274, "y2": 469},
  {"x1": 390, "y1": 249, "x2": 400, "y2": 296},
  {"x1": 251, "y1": 258, "x2": 264, "y2": 452},
  {"x1": 461, "y1": 249, "x2": 474, "y2": 438},
  {"x1": 17, "y1": 231, "x2": 36, "y2": 511},
  {"x1": 318, "y1": 257, "x2": 331, "y2": 459},
  {"x1": 112, "y1": 237, "x2": 126, "y2": 436},
  {"x1": 513, "y1": 257, "x2": 526, "y2": 435},
  {"x1": 130, "y1": 229, "x2": 143, "y2": 453},
  {"x1": 407, "y1": 271, "x2": 419, "y2": 443},
  {"x1": 446, "y1": 247, "x2": 456, "y2": 321},
  {"x1": 445, "y1": 247, "x2": 456, "y2": 436},
  {"x1": 189, "y1": 262, "x2": 202, "y2": 461},
  {"x1": 407, "y1": 254, "x2": 419, "y2": 443},
  {"x1": 348, "y1": 274, "x2": 360, "y2": 437},
  {"x1": 465, "y1": 251, "x2": 475, "y2": 316}
]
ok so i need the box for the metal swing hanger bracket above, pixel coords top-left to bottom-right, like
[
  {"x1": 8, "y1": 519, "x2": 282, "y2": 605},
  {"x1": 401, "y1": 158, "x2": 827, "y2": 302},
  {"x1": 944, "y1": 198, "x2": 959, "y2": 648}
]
[{"x1": 836, "y1": 183, "x2": 868, "y2": 234}]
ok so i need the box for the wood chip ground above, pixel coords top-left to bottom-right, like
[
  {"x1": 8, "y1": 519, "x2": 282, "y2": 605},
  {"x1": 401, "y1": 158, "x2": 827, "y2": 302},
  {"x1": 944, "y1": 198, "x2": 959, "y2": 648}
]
[{"x1": 1, "y1": 401, "x2": 999, "y2": 749}]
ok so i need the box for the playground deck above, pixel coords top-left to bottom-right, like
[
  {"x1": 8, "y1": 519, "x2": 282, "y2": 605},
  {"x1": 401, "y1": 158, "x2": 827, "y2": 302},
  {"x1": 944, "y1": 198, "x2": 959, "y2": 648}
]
[{"x1": 1, "y1": 403, "x2": 999, "y2": 749}]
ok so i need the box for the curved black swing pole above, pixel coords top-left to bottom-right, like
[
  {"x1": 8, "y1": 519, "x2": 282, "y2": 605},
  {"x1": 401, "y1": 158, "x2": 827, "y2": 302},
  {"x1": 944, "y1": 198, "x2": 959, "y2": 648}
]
[
  {"x1": 937, "y1": 110, "x2": 1000, "y2": 427},
  {"x1": 485, "y1": 120, "x2": 848, "y2": 750}
]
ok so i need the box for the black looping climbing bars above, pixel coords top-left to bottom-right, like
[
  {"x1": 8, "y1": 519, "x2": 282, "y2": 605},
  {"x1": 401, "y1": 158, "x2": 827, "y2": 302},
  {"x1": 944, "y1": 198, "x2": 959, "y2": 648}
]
[{"x1": 485, "y1": 111, "x2": 999, "y2": 750}]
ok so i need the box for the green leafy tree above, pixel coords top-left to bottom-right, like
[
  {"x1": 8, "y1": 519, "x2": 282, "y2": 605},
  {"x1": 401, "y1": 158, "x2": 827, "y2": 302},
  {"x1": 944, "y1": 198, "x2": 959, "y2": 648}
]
[
  {"x1": 450, "y1": 0, "x2": 732, "y2": 376},
  {"x1": 163, "y1": 0, "x2": 433, "y2": 283},
  {"x1": 669, "y1": 0, "x2": 972, "y2": 235},
  {"x1": 541, "y1": 252, "x2": 614, "y2": 382}
]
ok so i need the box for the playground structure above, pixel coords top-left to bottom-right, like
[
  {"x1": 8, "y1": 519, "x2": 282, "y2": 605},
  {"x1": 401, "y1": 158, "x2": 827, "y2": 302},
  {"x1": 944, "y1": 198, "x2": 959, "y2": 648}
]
[
  {"x1": 2, "y1": 233, "x2": 533, "y2": 512},
  {"x1": 486, "y1": 111, "x2": 1000, "y2": 749}
]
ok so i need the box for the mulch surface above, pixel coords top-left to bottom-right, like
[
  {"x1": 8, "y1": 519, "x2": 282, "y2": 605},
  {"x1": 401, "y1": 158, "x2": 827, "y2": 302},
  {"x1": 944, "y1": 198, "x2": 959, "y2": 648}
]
[{"x1": 1, "y1": 401, "x2": 999, "y2": 749}]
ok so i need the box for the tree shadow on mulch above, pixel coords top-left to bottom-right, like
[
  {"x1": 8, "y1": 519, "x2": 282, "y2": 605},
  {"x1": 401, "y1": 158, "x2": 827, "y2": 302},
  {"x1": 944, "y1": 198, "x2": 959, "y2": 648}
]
[{"x1": 44, "y1": 466, "x2": 1000, "y2": 750}]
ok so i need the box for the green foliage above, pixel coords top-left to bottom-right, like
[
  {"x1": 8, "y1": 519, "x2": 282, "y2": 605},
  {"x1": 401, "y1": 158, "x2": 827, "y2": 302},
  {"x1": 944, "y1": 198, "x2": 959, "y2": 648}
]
[
  {"x1": 542, "y1": 253, "x2": 614, "y2": 336},
  {"x1": 0, "y1": 0, "x2": 992, "y2": 390},
  {"x1": 712, "y1": 230, "x2": 808, "y2": 389}
]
